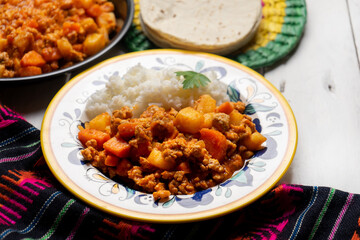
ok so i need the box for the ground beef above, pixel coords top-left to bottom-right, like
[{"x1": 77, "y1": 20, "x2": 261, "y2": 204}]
[
  {"x1": 79, "y1": 96, "x2": 267, "y2": 201},
  {"x1": 212, "y1": 113, "x2": 230, "y2": 133}
]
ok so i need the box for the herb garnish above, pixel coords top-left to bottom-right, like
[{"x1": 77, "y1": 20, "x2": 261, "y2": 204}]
[{"x1": 175, "y1": 71, "x2": 211, "y2": 89}]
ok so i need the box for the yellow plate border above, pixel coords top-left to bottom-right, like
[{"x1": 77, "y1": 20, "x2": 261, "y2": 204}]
[{"x1": 41, "y1": 49, "x2": 298, "y2": 223}]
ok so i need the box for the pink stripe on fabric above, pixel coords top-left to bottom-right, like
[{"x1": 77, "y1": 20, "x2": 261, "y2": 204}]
[
  {"x1": 0, "y1": 120, "x2": 17, "y2": 128},
  {"x1": 1, "y1": 175, "x2": 39, "y2": 196},
  {"x1": 0, "y1": 217, "x2": 10, "y2": 226},
  {"x1": 7, "y1": 198, "x2": 27, "y2": 211},
  {"x1": 17, "y1": 185, "x2": 39, "y2": 196},
  {"x1": 0, "y1": 211, "x2": 15, "y2": 225},
  {"x1": 0, "y1": 183, "x2": 33, "y2": 204},
  {"x1": 0, "y1": 146, "x2": 40, "y2": 163},
  {"x1": 1, "y1": 205, "x2": 21, "y2": 219},
  {"x1": 0, "y1": 107, "x2": 25, "y2": 120},
  {"x1": 66, "y1": 207, "x2": 90, "y2": 240},
  {"x1": 328, "y1": 193, "x2": 354, "y2": 240}
]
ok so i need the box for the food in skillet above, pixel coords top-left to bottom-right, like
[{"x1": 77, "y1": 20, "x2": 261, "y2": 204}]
[
  {"x1": 0, "y1": 0, "x2": 121, "y2": 78},
  {"x1": 78, "y1": 66, "x2": 267, "y2": 200}
]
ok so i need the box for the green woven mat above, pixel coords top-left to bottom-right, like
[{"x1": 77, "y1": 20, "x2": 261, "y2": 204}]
[{"x1": 122, "y1": 0, "x2": 307, "y2": 70}]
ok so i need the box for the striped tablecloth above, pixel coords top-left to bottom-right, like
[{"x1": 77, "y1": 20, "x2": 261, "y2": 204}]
[{"x1": 0, "y1": 104, "x2": 359, "y2": 240}]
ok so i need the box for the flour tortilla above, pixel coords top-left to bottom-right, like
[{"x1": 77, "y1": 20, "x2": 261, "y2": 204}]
[{"x1": 139, "y1": 0, "x2": 262, "y2": 55}]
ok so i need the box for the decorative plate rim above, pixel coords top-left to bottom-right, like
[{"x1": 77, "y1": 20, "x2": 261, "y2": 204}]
[{"x1": 41, "y1": 49, "x2": 298, "y2": 223}]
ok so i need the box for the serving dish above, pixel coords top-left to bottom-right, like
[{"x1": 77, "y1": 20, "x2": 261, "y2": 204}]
[
  {"x1": 41, "y1": 49, "x2": 298, "y2": 223},
  {"x1": 0, "y1": 0, "x2": 134, "y2": 83}
]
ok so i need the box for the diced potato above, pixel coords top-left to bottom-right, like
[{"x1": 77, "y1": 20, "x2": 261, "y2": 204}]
[
  {"x1": 0, "y1": 65, "x2": 5, "y2": 78},
  {"x1": 81, "y1": 18, "x2": 98, "y2": 33},
  {"x1": 13, "y1": 58, "x2": 21, "y2": 72},
  {"x1": 83, "y1": 33, "x2": 106, "y2": 56},
  {"x1": 147, "y1": 148, "x2": 175, "y2": 170},
  {"x1": 229, "y1": 110, "x2": 244, "y2": 126},
  {"x1": 174, "y1": 107, "x2": 204, "y2": 134},
  {"x1": 57, "y1": 38, "x2": 73, "y2": 58},
  {"x1": 245, "y1": 126, "x2": 252, "y2": 135},
  {"x1": 194, "y1": 94, "x2": 217, "y2": 113},
  {"x1": 202, "y1": 112, "x2": 214, "y2": 129},
  {"x1": 13, "y1": 32, "x2": 32, "y2": 54},
  {"x1": 96, "y1": 12, "x2": 116, "y2": 32},
  {"x1": 19, "y1": 66, "x2": 42, "y2": 77},
  {"x1": 99, "y1": 26, "x2": 110, "y2": 43},
  {"x1": 242, "y1": 132, "x2": 267, "y2": 151},
  {"x1": 89, "y1": 112, "x2": 111, "y2": 131},
  {"x1": 0, "y1": 38, "x2": 8, "y2": 52}
]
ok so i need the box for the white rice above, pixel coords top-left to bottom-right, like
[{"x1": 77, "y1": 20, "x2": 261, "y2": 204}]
[{"x1": 85, "y1": 64, "x2": 230, "y2": 118}]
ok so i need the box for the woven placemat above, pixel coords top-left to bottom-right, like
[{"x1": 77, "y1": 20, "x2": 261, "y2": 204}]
[{"x1": 122, "y1": 0, "x2": 307, "y2": 69}]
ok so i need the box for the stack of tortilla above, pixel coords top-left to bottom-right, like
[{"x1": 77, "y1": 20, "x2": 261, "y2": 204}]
[{"x1": 139, "y1": 0, "x2": 262, "y2": 55}]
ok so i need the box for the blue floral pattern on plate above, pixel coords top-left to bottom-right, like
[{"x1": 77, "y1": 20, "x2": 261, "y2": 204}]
[
  {"x1": 59, "y1": 57, "x2": 282, "y2": 209},
  {"x1": 43, "y1": 51, "x2": 296, "y2": 222}
]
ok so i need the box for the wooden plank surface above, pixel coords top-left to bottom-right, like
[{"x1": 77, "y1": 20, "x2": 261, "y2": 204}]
[
  {"x1": 264, "y1": 0, "x2": 360, "y2": 193},
  {"x1": 348, "y1": 0, "x2": 360, "y2": 66}
]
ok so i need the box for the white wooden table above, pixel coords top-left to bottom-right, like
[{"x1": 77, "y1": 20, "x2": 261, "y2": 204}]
[{"x1": 1, "y1": 0, "x2": 360, "y2": 194}]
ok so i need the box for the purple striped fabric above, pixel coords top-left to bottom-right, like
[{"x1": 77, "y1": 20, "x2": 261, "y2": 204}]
[{"x1": 0, "y1": 105, "x2": 360, "y2": 240}]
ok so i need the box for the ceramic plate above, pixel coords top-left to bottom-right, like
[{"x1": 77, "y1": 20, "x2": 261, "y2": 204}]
[{"x1": 41, "y1": 49, "x2": 297, "y2": 223}]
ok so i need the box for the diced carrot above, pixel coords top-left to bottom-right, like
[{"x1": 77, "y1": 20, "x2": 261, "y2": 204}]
[
  {"x1": 41, "y1": 47, "x2": 62, "y2": 62},
  {"x1": 177, "y1": 162, "x2": 191, "y2": 173},
  {"x1": 25, "y1": 19, "x2": 39, "y2": 29},
  {"x1": 117, "y1": 123, "x2": 138, "y2": 139},
  {"x1": 86, "y1": 4, "x2": 103, "y2": 17},
  {"x1": 217, "y1": 102, "x2": 234, "y2": 115},
  {"x1": 63, "y1": 21, "x2": 81, "y2": 35},
  {"x1": 20, "y1": 51, "x2": 46, "y2": 67},
  {"x1": 200, "y1": 128, "x2": 227, "y2": 161},
  {"x1": 103, "y1": 137, "x2": 130, "y2": 158},
  {"x1": 78, "y1": 128, "x2": 110, "y2": 148},
  {"x1": 19, "y1": 66, "x2": 42, "y2": 77},
  {"x1": 104, "y1": 154, "x2": 119, "y2": 167}
]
